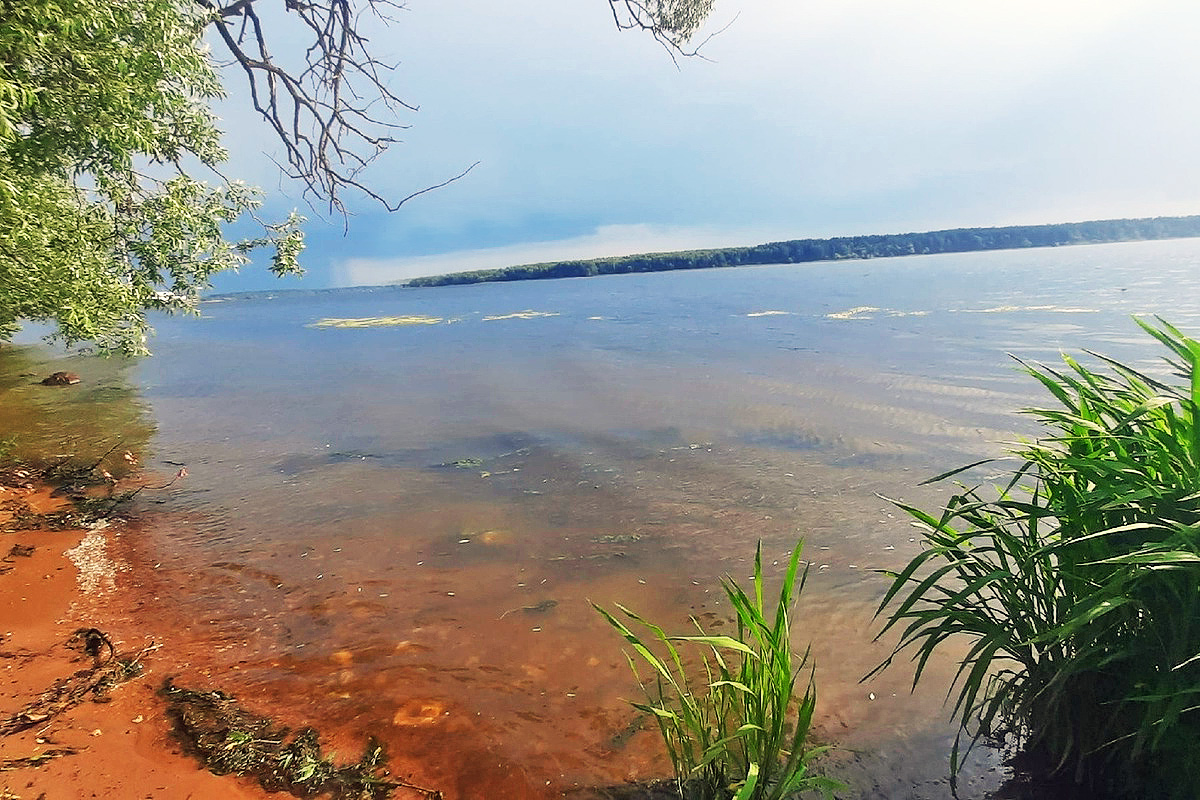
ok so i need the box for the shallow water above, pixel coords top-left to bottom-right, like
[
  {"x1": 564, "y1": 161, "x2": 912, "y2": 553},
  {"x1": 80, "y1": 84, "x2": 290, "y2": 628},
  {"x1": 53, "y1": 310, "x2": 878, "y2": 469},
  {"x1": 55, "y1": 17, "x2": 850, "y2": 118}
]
[{"x1": 11, "y1": 238, "x2": 1200, "y2": 798}]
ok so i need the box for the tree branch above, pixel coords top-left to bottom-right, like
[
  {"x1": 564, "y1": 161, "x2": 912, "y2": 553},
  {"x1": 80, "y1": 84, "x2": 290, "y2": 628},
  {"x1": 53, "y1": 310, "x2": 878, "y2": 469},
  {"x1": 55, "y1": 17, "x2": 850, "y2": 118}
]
[
  {"x1": 194, "y1": 0, "x2": 715, "y2": 215},
  {"x1": 608, "y1": 0, "x2": 718, "y2": 63},
  {"x1": 199, "y1": 0, "x2": 473, "y2": 215}
]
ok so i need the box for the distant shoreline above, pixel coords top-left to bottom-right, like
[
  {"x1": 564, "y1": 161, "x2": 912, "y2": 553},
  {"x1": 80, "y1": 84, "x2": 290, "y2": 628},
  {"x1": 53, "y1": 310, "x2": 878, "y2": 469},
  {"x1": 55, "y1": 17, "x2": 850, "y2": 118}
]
[{"x1": 403, "y1": 214, "x2": 1200, "y2": 288}]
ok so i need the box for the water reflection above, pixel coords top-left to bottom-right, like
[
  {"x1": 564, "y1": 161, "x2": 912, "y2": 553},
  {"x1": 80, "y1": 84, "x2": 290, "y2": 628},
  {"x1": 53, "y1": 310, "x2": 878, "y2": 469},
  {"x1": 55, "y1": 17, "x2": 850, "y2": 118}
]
[{"x1": 0, "y1": 343, "x2": 152, "y2": 476}]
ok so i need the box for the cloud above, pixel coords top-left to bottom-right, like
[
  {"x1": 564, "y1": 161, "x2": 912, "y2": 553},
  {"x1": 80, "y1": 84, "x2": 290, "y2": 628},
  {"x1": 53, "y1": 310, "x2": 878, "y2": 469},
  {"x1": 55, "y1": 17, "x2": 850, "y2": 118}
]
[{"x1": 209, "y1": 0, "x2": 1200, "y2": 293}]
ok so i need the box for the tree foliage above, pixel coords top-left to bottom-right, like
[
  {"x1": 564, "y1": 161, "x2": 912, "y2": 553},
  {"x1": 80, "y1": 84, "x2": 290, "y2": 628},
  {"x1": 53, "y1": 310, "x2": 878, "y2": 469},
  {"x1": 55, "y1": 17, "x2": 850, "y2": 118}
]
[
  {"x1": 0, "y1": 0, "x2": 716, "y2": 354},
  {"x1": 0, "y1": 0, "x2": 304, "y2": 353},
  {"x1": 609, "y1": 0, "x2": 718, "y2": 56}
]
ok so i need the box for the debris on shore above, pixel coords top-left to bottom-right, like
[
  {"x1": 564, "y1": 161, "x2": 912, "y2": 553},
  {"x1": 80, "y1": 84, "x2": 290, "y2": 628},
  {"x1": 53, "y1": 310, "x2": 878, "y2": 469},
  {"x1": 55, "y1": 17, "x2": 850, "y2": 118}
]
[
  {"x1": 162, "y1": 681, "x2": 443, "y2": 799},
  {"x1": 0, "y1": 628, "x2": 148, "y2": 738}
]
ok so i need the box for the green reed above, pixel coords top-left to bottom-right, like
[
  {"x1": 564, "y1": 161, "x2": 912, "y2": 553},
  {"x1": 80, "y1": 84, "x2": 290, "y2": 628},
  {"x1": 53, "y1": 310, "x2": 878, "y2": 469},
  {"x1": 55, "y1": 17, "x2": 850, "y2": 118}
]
[
  {"x1": 870, "y1": 317, "x2": 1200, "y2": 797},
  {"x1": 593, "y1": 539, "x2": 843, "y2": 800}
]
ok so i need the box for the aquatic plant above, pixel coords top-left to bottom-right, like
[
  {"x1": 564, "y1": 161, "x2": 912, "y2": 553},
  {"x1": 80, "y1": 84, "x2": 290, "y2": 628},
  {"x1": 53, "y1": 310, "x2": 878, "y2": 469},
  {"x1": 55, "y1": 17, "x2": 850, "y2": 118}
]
[
  {"x1": 870, "y1": 317, "x2": 1200, "y2": 797},
  {"x1": 593, "y1": 539, "x2": 843, "y2": 800},
  {"x1": 162, "y1": 681, "x2": 443, "y2": 799}
]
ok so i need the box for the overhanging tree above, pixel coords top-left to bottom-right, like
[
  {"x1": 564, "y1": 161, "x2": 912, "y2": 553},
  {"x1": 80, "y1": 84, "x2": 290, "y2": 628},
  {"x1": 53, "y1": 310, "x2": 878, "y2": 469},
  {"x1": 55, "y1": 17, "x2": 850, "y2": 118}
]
[
  {"x1": 0, "y1": 0, "x2": 715, "y2": 354},
  {"x1": 0, "y1": 0, "x2": 303, "y2": 353}
]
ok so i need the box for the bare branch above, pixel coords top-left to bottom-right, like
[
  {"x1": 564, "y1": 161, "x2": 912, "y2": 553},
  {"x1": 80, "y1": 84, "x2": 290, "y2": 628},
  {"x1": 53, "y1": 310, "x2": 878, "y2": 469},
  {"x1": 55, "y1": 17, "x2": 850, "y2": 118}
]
[
  {"x1": 193, "y1": 0, "x2": 715, "y2": 216},
  {"x1": 218, "y1": 0, "x2": 255, "y2": 17},
  {"x1": 198, "y1": 0, "x2": 472, "y2": 215},
  {"x1": 384, "y1": 160, "x2": 479, "y2": 212},
  {"x1": 608, "y1": 0, "x2": 717, "y2": 62}
]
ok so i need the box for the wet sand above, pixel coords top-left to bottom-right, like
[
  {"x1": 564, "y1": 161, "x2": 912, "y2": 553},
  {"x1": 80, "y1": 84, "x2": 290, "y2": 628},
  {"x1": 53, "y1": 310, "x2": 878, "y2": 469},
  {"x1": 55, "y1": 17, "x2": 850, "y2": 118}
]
[
  {"x1": 0, "y1": 482, "x2": 273, "y2": 800},
  {"x1": 0, "y1": 468, "x2": 991, "y2": 800}
]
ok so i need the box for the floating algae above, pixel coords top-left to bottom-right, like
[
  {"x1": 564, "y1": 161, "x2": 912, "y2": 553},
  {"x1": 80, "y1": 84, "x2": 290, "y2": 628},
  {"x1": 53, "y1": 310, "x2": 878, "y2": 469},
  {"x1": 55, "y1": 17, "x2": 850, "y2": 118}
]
[
  {"x1": 826, "y1": 304, "x2": 1098, "y2": 321},
  {"x1": 825, "y1": 306, "x2": 930, "y2": 320},
  {"x1": 825, "y1": 306, "x2": 884, "y2": 320},
  {"x1": 953, "y1": 304, "x2": 1098, "y2": 314},
  {"x1": 445, "y1": 457, "x2": 484, "y2": 469},
  {"x1": 309, "y1": 316, "x2": 444, "y2": 328},
  {"x1": 480, "y1": 310, "x2": 560, "y2": 321}
]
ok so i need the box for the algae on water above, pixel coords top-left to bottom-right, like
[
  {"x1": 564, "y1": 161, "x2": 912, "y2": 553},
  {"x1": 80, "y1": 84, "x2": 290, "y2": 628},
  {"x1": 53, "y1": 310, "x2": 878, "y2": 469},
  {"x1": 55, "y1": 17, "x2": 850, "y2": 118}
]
[
  {"x1": 481, "y1": 310, "x2": 559, "y2": 321},
  {"x1": 309, "y1": 315, "x2": 445, "y2": 328}
]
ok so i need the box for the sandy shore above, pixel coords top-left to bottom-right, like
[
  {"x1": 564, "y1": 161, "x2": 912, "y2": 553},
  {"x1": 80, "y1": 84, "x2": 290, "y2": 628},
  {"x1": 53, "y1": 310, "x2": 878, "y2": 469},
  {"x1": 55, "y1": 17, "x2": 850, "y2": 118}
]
[{"x1": 0, "y1": 481, "x2": 272, "y2": 800}]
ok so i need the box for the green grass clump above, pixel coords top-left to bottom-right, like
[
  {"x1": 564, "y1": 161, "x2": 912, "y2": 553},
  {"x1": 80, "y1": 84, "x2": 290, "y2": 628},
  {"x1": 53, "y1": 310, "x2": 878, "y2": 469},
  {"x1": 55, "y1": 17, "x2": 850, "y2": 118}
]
[
  {"x1": 593, "y1": 539, "x2": 843, "y2": 800},
  {"x1": 870, "y1": 317, "x2": 1200, "y2": 797}
]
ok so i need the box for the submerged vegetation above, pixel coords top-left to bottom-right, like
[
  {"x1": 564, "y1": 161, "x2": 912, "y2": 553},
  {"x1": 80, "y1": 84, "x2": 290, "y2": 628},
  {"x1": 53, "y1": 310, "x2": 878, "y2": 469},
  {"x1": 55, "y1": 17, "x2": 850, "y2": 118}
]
[
  {"x1": 871, "y1": 318, "x2": 1200, "y2": 798},
  {"x1": 162, "y1": 682, "x2": 442, "y2": 799},
  {"x1": 406, "y1": 215, "x2": 1200, "y2": 287},
  {"x1": 593, "y1": 540, "x2": 843, "y2": 800}
]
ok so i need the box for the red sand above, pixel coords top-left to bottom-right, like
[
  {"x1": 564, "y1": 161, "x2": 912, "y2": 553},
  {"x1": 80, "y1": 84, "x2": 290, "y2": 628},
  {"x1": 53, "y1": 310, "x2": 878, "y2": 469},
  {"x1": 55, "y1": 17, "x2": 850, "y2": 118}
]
[{"x1": 0, "y1": 484, "x2": 272, "y2": 800}]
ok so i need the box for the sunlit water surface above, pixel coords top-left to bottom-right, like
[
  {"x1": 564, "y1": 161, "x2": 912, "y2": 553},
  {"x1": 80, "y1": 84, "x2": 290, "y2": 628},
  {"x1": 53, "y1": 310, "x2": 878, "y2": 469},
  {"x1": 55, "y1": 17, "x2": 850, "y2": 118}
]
[{"x1": 14, "y1": 239, "x2": 1200, "y2": 798}]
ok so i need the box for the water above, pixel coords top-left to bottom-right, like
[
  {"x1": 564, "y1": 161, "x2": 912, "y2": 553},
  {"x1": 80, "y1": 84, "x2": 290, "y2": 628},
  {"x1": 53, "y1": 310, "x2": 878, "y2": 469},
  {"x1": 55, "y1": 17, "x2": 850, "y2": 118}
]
[{"x1": 12, "y1": 238, "x2": 1200, "y2": 798}]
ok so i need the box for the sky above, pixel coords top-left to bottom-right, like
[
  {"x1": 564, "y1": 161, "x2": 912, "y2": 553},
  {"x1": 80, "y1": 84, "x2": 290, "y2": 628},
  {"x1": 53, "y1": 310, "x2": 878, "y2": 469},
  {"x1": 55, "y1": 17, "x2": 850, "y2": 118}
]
[{"x1": 207, "y1": 0, "x2": 1200, "y2": 291}]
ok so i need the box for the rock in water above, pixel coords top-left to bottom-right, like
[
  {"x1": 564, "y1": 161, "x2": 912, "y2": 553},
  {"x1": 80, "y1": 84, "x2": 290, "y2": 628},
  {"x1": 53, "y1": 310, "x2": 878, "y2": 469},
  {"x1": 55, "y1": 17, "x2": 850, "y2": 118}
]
[{"x1": 41, "y1": 371, "x2": 80, "y2": 386}]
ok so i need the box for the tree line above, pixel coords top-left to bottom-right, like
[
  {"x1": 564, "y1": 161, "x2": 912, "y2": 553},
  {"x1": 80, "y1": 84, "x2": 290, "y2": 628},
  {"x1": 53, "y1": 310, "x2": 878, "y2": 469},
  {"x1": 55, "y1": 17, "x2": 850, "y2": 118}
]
[{"x1": 406, "y1": 215, "x2": 1200, "y2": 287}]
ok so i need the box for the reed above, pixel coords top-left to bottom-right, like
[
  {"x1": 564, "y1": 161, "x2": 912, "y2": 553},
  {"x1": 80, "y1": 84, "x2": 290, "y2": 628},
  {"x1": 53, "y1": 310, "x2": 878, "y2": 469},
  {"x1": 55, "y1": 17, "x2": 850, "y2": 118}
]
[
  {"x1": 593, "y1": 539, "x2": 842, "y2": 800},
  {"x1": 870, "y1": 317, "x2": 1200, "y2": 797}
]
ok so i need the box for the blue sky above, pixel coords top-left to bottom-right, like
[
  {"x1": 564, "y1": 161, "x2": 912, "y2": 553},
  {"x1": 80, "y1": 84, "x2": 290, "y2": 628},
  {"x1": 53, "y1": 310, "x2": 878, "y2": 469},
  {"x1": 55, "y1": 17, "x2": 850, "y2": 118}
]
[{"x1": 208, "y1": 0, "x2": 1200, "y2": 291}]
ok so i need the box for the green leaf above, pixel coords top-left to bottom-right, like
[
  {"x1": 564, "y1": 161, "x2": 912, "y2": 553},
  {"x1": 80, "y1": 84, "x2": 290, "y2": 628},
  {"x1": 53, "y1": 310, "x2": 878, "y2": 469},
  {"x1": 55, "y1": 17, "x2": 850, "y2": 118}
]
[{"x1": 732, "y1": 762, "x2": 760, "y2": 800}]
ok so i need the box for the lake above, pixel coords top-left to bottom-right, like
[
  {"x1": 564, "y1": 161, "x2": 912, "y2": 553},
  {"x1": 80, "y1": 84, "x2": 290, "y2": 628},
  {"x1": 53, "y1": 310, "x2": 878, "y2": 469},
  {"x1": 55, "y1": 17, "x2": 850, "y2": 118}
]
[{"x1": 12, "y1": 238, "x2": 1200, "y2": 798}]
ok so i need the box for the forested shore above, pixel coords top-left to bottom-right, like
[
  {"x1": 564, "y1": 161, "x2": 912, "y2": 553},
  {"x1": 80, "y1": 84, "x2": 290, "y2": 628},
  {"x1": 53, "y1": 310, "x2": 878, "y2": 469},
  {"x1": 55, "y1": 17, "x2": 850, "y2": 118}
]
[{"x1": 406, "y1": 214, "x2": 1200, "y2": 287}]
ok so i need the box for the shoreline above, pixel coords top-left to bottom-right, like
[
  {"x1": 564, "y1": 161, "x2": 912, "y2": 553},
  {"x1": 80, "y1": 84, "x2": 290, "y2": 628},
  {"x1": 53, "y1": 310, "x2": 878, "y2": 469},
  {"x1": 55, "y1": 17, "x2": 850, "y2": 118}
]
[
  {"x1": 0, "y1": 478, "x2": 272, "y2": 799},
  {"x1": 0, "y1": 321, "x2": 1091, "y2": 799}
]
